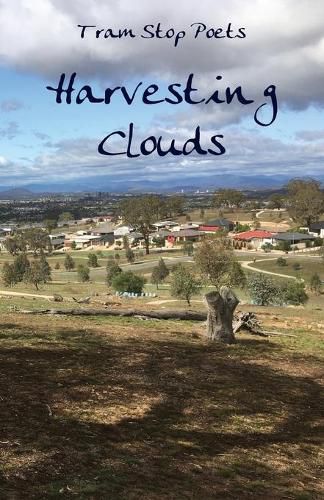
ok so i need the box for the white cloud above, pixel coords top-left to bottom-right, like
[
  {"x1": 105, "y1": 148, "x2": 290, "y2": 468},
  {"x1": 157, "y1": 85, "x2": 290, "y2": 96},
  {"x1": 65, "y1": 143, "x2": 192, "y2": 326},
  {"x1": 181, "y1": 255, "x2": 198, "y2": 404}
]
[{"x1": 0, "y1": 0, "x2": 323, "y2": 112}]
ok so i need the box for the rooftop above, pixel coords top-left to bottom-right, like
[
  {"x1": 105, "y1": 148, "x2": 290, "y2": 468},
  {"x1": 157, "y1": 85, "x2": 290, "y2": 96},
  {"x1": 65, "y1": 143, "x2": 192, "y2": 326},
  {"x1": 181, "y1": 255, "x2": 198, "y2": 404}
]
[{"x1": 273, "y1": 232, "x2": 315, "y2": 241}]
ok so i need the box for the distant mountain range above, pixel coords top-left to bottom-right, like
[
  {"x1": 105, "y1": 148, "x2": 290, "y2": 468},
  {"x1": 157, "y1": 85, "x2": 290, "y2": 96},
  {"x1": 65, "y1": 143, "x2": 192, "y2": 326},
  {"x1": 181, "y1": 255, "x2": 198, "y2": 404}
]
[{"x1": 0, "y1": 173, "x2": 323, "y2": 198}]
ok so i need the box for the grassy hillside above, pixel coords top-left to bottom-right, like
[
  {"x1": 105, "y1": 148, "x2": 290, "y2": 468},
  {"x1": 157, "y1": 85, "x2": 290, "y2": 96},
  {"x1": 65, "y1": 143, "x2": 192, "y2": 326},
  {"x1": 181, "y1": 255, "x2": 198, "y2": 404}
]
[{"x1": 0, "y1": 309, "x2": 323, "y2": 499}]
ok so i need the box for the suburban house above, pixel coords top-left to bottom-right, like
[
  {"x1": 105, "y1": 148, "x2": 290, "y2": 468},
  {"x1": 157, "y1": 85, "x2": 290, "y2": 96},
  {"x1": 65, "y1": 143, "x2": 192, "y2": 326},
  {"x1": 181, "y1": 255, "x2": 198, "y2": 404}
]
[
  {"x1": 167, "y1": 229, "x2": 203, "y2": 247},
  {"x1": 152, "y1": 221, "x2": 178, "y2": 231},
  {"x1": 232, "y1": 230, "x2": 274, "y2": 249},
  {"x1": 149, "y1": 230, "x2": 170, "y2": 246},
  {"x1": 0, "y1": 226, "x2": 14, "y2": 236},
  {"x1": 272, "y1": 232, "x2": 315, "y2": 249},
  {"x1": 199, "y1": 218, "x2": 234, "y2": 233},
  {"x1": 49, "y1": 233, "x2": 65, "y2": 250},
  {"x1": 64, "y1": 235, "x2": 105, "y2": 249},
  {"x1": 172, "y1": 222, "x2": 200, "y2": 231},
  {"x1": 114, "y1": 226, "x2": 133, "y2": 237},
  {"x1": 114, "y1": 231, "x2": 145, "y2": 248},
  {"x1": 308, "y1": 222, "x2": 324, "y2": 238},
  {"x1": 91, "y1": 222, "x2": 115, "y2": 245}
]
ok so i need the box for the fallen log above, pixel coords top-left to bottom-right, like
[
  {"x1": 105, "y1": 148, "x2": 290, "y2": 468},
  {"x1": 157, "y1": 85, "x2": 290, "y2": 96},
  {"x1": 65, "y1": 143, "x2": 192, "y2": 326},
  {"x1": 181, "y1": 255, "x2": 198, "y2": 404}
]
[
  {"x1": 15, "y1": 307, "x2": 296, "y2": 337},
  {"x1": 18, "y1": 307, "x2": 207, "y2": 321}
]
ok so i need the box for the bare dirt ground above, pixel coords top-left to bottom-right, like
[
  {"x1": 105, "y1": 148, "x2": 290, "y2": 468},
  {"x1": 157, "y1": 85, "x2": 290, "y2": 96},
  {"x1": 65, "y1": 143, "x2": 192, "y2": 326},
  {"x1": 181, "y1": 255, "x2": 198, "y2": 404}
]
[{"x1": 0, "y1": 309, "x2": 323, "y2": 499}]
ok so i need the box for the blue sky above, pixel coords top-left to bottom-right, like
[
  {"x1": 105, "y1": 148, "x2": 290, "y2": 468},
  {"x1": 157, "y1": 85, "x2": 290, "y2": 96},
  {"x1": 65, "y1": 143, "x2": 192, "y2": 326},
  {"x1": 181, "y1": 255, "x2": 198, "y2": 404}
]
[{"x1": 0, "y1": 0, "x2": 324, "y2": 191}]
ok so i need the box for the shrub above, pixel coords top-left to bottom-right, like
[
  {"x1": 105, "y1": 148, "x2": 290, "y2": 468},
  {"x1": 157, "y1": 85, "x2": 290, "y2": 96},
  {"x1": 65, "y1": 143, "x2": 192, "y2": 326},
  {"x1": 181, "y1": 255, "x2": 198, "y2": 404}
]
[
  {"x1": 276, "y1": 241, "x2": 291, "y2": 252},
  {"x1": 2, "y1": 262, "x2": 17, "y2": 287},
  {"x1": 292, "y1": 262, "x2": 302, "y2": 271},
  {"x1": 261, "y1": 242, "x2": 273, "y2": 253},
  {"x1": 247, "y1": 273, "x2": 282, "y2": 306},
  {"x1": 313, "y1": 237, "x2": 323, "y2": 247},
  {"x1": 310, "y1": 273, "x2": 322, "y2": 294},
  {"x1": 126, "y1": 248, "x2": 135, "y2": 263},
  {"x1": 106, "y1": 261, "x2": 122, "y2": 285},
  {"x1": 152, "y1": 236, "x2": 165, "y2": 248},
  {"x1": 112, "y1": 271, "x2": 145, "y2": 294},
  {"x1": 54, "y1": 262, "x2": 60, "y2": 270},
  {"x1": 77, "y1": 264, "x2": 90, "y2": 282},
  {"x1": 88, "y1": 252, "x2": 99, "y2": 267},
  {"x1": 282, "y1": 281, "x2": 308, "y2": 305},
  {"x1": 64, "y1": 254, "x2": 75, "y2": 271},
  {"x1": 276, "y1": 257, "x2": 287, "y2": 267},
  {"x1": 182, "y1": 241, "x2": 194, "y2": 256}
]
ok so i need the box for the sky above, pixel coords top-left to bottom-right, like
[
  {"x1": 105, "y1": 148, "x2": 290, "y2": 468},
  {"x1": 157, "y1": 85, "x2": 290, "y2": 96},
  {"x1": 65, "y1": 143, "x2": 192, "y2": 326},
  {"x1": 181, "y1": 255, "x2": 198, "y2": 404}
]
[{"x1": 0, "y1": 0, "x2": 324, "y2": 191}]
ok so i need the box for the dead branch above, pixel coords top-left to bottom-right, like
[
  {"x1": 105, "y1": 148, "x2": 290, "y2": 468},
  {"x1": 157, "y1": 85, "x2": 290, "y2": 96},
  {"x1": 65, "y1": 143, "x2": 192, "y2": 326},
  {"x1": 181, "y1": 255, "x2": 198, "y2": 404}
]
[{"x1": 72, "y1": 296, "x2": 91, "y2": 304}]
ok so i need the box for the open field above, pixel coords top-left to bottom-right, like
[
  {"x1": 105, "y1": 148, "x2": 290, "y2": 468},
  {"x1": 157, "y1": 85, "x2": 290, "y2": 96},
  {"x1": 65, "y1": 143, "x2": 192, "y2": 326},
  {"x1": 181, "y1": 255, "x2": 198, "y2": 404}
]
[
  {"x1": 249, "y1": 257, "x2": 324, "y2": 283},
  {"x1": 0, "y1": 307, "x2": 323, "y2": 499}
]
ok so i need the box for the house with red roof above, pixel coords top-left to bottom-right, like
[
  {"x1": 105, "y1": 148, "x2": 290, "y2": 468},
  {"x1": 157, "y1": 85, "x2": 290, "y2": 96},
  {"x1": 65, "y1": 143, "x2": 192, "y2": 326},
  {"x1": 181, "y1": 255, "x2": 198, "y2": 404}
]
[{"x1": 232, "y1": 230, "x2": 274, "y2": 250}]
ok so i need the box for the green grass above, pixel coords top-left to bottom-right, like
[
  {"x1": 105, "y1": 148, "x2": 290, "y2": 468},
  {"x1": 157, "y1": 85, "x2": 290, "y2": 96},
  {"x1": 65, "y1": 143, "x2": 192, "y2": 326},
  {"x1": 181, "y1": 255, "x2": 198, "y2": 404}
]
[{"x1": 249, "y1": 256, "x2": 324, "y2": 283}]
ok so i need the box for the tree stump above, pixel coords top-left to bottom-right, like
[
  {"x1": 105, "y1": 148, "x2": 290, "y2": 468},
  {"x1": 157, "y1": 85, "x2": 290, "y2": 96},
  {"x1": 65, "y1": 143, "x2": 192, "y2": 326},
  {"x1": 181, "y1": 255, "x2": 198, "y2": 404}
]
[{"x1": 204, "y1": 287, "x2": 239, "y2": 344}]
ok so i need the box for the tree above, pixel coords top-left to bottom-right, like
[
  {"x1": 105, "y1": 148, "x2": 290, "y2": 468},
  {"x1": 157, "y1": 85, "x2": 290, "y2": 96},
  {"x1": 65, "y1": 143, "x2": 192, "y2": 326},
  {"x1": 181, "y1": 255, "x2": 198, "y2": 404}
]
[
  {"x1": 4, "y1": 234, "x2": 26, "y2": 255},
  {"x1": 213, "y1": 189, "x2": 245, "y2": 209},
  {"x1": 151, "y1": 258, "x2": 169, "y2": 289},
  {"x1": 12, "y1": 253, "x2": 30, "y2": 281},
  {"x1": 21, "y1": 228, "x2": 51, "y2": 256},
  {"x1": 44, "y1": 218, "x2": 58, "y2": 233},
  {"x1": 119, "y1": 195, "x2": 164, "y2": 255},
  {"x1": 39, "y1": 252, "x2": 52, "y2": 283},
  {"x1": 88, "y1": 253, "x2": 99, "y2": 267},
  {"x1": 54, "y1": 262, "x2": 60, "y2": 270},
  {"x1": 310, "y1": 273, "x2": 322, "y2": 294},
  {"x1": 106, "y1": 261, "x2": 122, "y2": 285},
  {"x1": 182, "y1": 241, "x2": 194, "y2": 256},
  {"x1": 24, "y1": 260, "x2": 51, "y2": 290},
  {"x1": 286, "y1": 178, "x2": 324, "y2": 226},
  {"x1": 170, "y1": 264, "x2": 200, "y2": 306},
  {"x1": 71, "y1": 241, "x2": 77, "y2": 250},
  {"x1": 122, "y1": 235, "x2": 130, "y2": 250},
  {"x1": 247, "y1": 274, "x2": 282, "y2": 306},
  {"x1": 125, "y1": 248, "x2": 135, "y2": 263},
  {"x1": 112, "y1": 271, "x2": 145, "y2": 294},
  {"x1": 195, "y1": 237, "x2": 245, "y2": 289},
  {"x1": 64, "y1": 254, "x2": 75, "y2": 271},
  {"x1": 268, "y1": 193, "x2": 284, "y2": 209},
  {"x1": 166, "y1": 195, "x2": 185, "y2": 217},
  {"x1": 2, "y1": 262, "x2": 17, "y2": 287},
  {"x1": 59, "y1": 211, "x2": 75, "y2": 222},
  {"x1": 77, "y1": 264, "x2": 90, "y2": 282}
]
